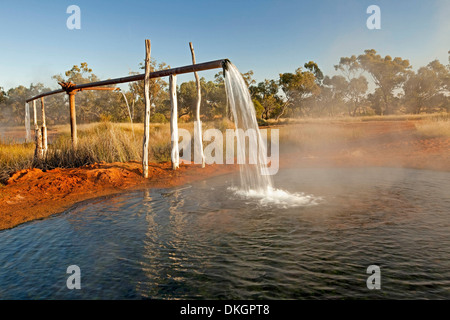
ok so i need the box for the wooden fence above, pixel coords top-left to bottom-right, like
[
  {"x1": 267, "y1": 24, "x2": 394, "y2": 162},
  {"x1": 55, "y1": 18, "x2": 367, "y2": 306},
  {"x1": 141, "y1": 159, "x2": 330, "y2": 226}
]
[{"x1": 26, "y1": 39, "x2": 228, "y2": 177}]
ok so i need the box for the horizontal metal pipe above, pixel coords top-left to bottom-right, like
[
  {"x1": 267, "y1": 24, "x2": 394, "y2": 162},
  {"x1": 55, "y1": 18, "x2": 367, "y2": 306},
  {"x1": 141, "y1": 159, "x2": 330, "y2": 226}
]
[{"x1": 26, "y1": 59, "x2": 226, "y2": 102}]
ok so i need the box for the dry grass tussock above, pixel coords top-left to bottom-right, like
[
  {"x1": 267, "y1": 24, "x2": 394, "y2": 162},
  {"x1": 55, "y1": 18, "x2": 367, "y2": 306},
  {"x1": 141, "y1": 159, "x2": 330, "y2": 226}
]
[
  {"x1": 0, "y1": 119, "x2": 236, "y2": 184},
  {"x1": 0, "y1": 140, "x2": 34, "y2": 184},
  {"x1": 414, "y1": 116, "x2": 450, "y2": 138}
]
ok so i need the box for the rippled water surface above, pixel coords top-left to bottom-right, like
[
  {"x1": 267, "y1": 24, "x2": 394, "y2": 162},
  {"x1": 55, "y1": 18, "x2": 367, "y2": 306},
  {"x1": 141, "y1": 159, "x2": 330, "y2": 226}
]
[{"x1": 0, "y1": 168, "x2": 449, "y2": 299}]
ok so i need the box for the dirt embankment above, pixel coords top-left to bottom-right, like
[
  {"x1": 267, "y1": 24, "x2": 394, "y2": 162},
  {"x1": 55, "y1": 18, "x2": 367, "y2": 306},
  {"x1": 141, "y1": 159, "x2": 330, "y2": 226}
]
[{"x1": 1, "y1": 120, "x2": 449, "y2": 231}]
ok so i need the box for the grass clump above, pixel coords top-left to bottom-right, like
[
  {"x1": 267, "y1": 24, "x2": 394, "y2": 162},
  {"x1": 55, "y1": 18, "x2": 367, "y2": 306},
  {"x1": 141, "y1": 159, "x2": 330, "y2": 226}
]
[
  {"x1": 43, "y1": 122, "x2": 142, "y2": 169},
  {"x1": 0, "y1": 140, "x2": 35, "y2": 184}
]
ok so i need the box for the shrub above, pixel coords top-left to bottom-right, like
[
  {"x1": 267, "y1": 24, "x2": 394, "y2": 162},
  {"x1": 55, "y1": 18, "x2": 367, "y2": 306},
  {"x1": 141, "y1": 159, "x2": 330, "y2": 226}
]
[{"x1": 151, "y1": 113, "x2": 168, "y2": 124}]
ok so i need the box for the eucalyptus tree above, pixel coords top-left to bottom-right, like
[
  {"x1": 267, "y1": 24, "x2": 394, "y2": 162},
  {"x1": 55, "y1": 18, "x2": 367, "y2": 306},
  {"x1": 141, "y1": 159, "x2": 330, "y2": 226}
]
[
  {"x1": 250, "y1": 79, "x2": 282, "y2": 120},
  {"x1": 404, "y1": 60, "x2": 450, "y2": 113},
  {"x1": 278, "y1": 66, "x2": 321, "y2": 119},
  {"x1": 357, "y1": 49, "x2": 411, "y2": 115}
]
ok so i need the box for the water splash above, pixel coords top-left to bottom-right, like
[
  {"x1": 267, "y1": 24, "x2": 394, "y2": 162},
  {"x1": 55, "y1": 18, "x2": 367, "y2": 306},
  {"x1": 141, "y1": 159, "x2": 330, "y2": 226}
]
[{"x1": 228, "y1": 186, "x2": 322, "y2": 208}]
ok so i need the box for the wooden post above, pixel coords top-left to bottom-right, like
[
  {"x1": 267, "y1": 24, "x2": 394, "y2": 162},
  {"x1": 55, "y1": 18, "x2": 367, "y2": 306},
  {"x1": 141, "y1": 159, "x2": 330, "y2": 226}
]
[
  {"x1": 169, "y1": 74, "x2": 179, "y2": 170},
  {"x1": 32, "y1": 100, "x2": 38, "y2": 130},
  {"x1": 32, "y1": 100, "x2": 43, "y2": 160},
  {"x1": 68, "y1": 91, "x2": 77, "y2": 148},
  {"x1": 40, "y1": 97, "x2": 48, "y2": 155},
  {"x1": 25, "y1": 102, "x2": 31, "y2": 142},
  {"x1": 189, "y1": 42, "x2": 205, "y2": 168},
  {"x1": 142, "y1": 39, "x2": 151, "y2": 178},
  {"x1": 34, "y1": 126, "x2": 43, "y2": 160}
]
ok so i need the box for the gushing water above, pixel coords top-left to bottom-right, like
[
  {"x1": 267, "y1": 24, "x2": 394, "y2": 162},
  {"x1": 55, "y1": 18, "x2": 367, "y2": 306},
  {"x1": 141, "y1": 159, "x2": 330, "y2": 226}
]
[
  {"x1": 24, "y1": 102, "x2": 31, "y2": 142},
  {"x1": 224, "y1": 62, "x2": 319, "y2": 206},
  {"x1": 224, "y1": 62, "x2": 273, "y2": 192}
]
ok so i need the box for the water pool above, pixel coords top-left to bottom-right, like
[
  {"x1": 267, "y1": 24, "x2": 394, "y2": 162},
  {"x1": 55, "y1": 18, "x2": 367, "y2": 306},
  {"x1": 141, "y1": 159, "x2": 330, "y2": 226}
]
[{"x1": 0, "y1": 167, "x2": 449, "y2": 299}]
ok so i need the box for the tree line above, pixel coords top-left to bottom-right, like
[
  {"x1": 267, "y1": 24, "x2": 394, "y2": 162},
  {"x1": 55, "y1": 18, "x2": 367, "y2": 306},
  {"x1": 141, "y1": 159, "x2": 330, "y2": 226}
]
[
  {"x1": 251, "y1": 49, "x2": 449, "y2": 120},
  {"x1": 1, "y1": 49, "x2": 449, "y2": 126}
]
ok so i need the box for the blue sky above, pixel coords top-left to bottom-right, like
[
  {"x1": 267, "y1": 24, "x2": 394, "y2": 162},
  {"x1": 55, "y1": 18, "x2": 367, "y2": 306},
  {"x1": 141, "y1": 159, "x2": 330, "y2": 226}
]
[{"x1": 0, "y1": 0, "x2": 449, "y2": 90}]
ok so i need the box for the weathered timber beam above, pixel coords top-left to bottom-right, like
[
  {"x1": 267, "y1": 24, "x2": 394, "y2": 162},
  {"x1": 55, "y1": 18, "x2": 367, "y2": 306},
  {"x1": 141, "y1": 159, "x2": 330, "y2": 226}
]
[{"x1": 26, "y1": 59, "x2": 226, "y2": 102}]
